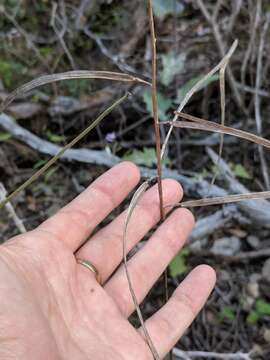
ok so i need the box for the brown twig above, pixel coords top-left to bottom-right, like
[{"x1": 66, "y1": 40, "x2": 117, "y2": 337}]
[
  {"x1": 209, "y1": 37, "x2": 236, "y2": 188},
  {"x1": 50, "y1": 1, "x2": 76, "y2": 69},
  {"x1": 254, "y1": 13, "x2": 270, "y2": 189},
  {"x1": 196, "y1": 0, "x2": 246, "y2": 114},
  {"x1": 148, "y1": 0, "x2": 164, "y2": 221},
  {"x1": 241, "y1": 0, "x2": 261, "y2": 86}
]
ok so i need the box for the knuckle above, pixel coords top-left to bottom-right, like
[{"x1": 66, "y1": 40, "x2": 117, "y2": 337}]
[{"x1": 173, "y1": 289, "x2": 197, "y2": 317}]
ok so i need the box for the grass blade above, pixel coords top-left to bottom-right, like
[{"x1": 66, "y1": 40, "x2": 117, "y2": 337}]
[
  {"x1": 172, "y1": 191, "x2": 270, "y2": 208},
  {"x1": 123, "y1": 179, "x2": 160, "y2": 360},
  {"x1": 161, "y1": 40, "x2": 238, "y2": 159},
  {"x1": 0, "y1": 93, "x2": 129, "y2": 209},
  {"x1": 0, "y1": 71, "x2": 150, "y2": 112},
  {"x1": 163, "y1": 114, "x2": 270, "y2": 150}
]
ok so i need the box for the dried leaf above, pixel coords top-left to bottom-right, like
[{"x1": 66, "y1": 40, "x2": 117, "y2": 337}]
[{"x1": 1, "y1": 71, "x2": 150, "y2": 112}]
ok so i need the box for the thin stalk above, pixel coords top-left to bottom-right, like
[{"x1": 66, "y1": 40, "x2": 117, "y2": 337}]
[
  {"x1": 148, "y1": 1, "x2": 164, "y2": 359},
  {"x1": 148, "y1": 0, "x2": 165, "y2": 220},
  {"x1": 123, "y1": 180, "x2": 160, "y2": 360},
  {"x1": 0, "y1": 93, "x2": 129, "y2": 210}
]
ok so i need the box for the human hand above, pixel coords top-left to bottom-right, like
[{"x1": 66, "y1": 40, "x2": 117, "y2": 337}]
[{"x1": 0, "y1": 162, "x2": 216, "y2": 360}]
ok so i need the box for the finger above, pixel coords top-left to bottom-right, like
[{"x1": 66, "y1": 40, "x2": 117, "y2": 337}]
[
  {"x1": 105, "y1": 208, "x2": 194, "y2": 317},
  {"x1": 139, "y1": 265, "x2": 216, "y2": 359},
  {"x1": 36, "y1": 162, "x2": 140, "y2": 251},
  {"x1": 76, "y1": 179, "x2": 183, "y2": 284}
]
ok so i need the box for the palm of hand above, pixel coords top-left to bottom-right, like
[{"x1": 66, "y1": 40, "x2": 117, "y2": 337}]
[{"x1": 0, "y1": 163, "x2": 215, "y2": 360}]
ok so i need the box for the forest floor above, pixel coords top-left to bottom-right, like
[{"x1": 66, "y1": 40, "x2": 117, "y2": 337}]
[{"x1": 1, "y1": 1, "x2": 270, "y2": 359}]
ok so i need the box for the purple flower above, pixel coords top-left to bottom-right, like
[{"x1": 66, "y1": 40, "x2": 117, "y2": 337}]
[{"x1": 105, "y1": 132, "x2": 116, "y2": 143}]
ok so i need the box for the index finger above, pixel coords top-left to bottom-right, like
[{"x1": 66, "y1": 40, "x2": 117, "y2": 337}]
[{"x1": 36, "y1": 162, "x2": 140, "y2": 251}]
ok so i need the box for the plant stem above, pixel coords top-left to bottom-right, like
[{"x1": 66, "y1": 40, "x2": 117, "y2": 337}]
[
  {"x1": 148, "y1": 0, "x2": 165, "y2": 221},
  {"x1": 148, "y1": 1, "x2": 168, "y2": 359},
  {"x1": 0, "y1": 93, "x2": 129, "y2": 210}
]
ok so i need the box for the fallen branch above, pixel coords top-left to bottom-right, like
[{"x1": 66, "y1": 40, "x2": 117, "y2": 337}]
[
  {"x1": 207, "y1": 147, "x2": 270, "y2": 226},
  {"x1": 0, "y1": 183, "x2": 26, "y2": 234},
  {"x1": 189, "y1": 205, "x2": 248, "y2": 243},
  {"x1": 0, "y1": 94, "x2": 129, "y2": 209},
  {"x1": 197, "y1": 248, "x2": 270, "y2": 263},
  {"x1": 1, "y1": 113, "x2": 270, "y2": 228},
  {"x1": 173, "y1": 348, "x2": 252, "y2": 360}
]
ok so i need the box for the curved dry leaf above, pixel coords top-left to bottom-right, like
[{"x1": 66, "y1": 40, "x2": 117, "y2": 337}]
[
  {"x1": 164, "y1": 115, "x2": 270, "y2": 150},
  {"x1": 123, "y1": 178, "x2": 160, "y2": 360},
  {"x1": 174, "y1": 191, "x2": 270, "y2": 208},
  {"x1": 0, "y1": 70, "x2": 150, "y2": 112},
  {"x1": 161, "y1": 40, "x2": 238, "y2": 159}
]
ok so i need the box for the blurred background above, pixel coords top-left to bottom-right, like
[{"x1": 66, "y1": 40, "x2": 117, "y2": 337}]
[{"x1": 0, "y1": 1, "x2": 270, "y2": 358}]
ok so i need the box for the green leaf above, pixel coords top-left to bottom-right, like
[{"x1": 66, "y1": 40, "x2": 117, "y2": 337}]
[
  {"x1": 169, "y1": 248, "x2": 189, "y2": 277},
  {"x1": 44, "y1": 166, "x2": 58, "y2": 182},
  {"x1": 46, "y1": 131, "x2": 66, "y2": 143},
  {"x1": 246, "y1": 310, "x2": 259, "y2": 324},
  {"x1": 153, "y1": 0, "x2": 184, "y2": 19},
  {"x1": 255, "y1": 299, "x2": 270, "y2": 315},
  {"x1": 161, "y1": 52, "x2": 186, "y2": 86},
  {"x1": 0, "y1": 60, "x2": 27, "y2": 88},
  {"x1": 143, "y1": 90, "x2": 172, "y2": 121},
  {"x1": 220, "y1": 306, "x2": 235, "y2": 322},
  {"x1": 61, "y1": 78, "x2": 91, "y2": 96},
  {"x1": 0, "y1": 132, "x2": 12, "y2": 142},
  {"x1": 33, "y1": 159, "x2": 47, "y2": 170},
  {"x1": 230, "y1": 163, "x2": 251, "y2": 180},
  {"x1": 177, "y1": 74, "x2": 219, "y2": 103},
  {"x1": 123, "y1": 148, "x2": 157, "y2": 167},
  {"x1": 40, "y1": 47, "x2": 53, "y2": 58}
]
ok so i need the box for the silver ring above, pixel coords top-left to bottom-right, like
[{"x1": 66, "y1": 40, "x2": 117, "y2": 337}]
[{"x1": 76, "y1": 258, "x2": 101, "y2": 284}]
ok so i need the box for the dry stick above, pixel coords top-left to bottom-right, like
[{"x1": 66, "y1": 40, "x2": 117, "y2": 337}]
[
  {"x1": 122, "y1": 180, "x2": 160, "y2": 360},
  {"x1": 0, "y1": 183, "x2": 26, "y2": 233},
  {"x1": 0, "y1": 7, "x2": 51, "y2": 72},
  {"x1": 254, "y1": 13, "x2": 270, "y2": 189},
  {"x1": 210, "y1": 39, "x2": 236, "y2": 188},
  {"x1": 148, "y1": 0, "x2": 164, "y2": 222},
  {"x1": 235, "y1": 82, "x2": 270, "y2": 98},
  {"x1": 228, "y1": 0, "x2": 243, "y2": 33},
  {"x1": 50, "y1": 2, "x2": 76, "y2": 70},
  {"x1": 241, "y1": 0, "x2": 261, "y2": 86},
  {"x1": 127, "y1": 1, "x2": 165, "y2": 359},
  {"x1": 83, "y1": 27, "x2": 141, "y2": 76},
  {"x1": 0, "y1": 71, "x2": 150, "y2": 112},
  {"x1": 0, "y1": 93, "x2": 129, "y2": 210},
  {"x1": 162, "y1": 114, "x2": 270, "y2": 207},
  {"x1": 161, "y1": 40, "x2": 238, "y2": 160},
  {"x1": 2, "y1": 112, "x2": 270, "y2": 227},
  {"x1": 196, "y1": 0, "x2": 245, "y2": 113},
  {"x1": 173, "y1": 348, "x2": 251, "y2": 360}
]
